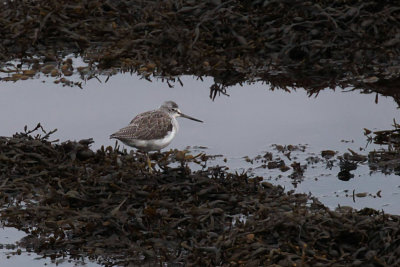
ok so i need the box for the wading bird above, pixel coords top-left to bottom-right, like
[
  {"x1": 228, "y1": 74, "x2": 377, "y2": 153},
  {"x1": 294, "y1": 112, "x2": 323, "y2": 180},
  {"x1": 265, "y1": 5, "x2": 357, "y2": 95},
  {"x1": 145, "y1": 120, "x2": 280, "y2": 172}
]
[{"x1": 110, "y1": 101, "x2": 203, "y2": 171}]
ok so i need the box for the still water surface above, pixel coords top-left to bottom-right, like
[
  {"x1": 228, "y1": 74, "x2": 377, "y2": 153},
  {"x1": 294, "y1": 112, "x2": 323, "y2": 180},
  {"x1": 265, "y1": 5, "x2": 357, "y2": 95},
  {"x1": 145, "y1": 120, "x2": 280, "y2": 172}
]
[
  {"x1": 0, "y1": 74, "x2": 399, "y2": 265},
  {"x1": 1, "y1": 75, "x2": 397, "y2": 154}
]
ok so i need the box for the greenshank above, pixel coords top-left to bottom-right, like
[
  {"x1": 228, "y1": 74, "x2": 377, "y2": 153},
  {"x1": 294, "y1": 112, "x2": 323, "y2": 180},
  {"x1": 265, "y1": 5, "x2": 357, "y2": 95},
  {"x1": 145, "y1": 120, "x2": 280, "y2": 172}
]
[{"x1": 110, "y1": 101, "x2": 203, "y2": 170}]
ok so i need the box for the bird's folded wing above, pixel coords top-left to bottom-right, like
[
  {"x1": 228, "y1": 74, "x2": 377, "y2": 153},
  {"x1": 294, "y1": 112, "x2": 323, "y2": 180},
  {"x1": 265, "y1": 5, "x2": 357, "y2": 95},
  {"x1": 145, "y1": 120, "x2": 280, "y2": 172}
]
[{"x1": 112, "y1": 111, "x2": 173, "y2": 141}]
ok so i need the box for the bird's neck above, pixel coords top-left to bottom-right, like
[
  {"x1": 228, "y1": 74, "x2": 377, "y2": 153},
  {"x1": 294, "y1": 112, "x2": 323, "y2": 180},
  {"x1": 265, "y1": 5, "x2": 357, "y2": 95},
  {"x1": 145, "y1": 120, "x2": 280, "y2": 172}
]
[{"x1": 172, "y1": 117, "x2": 179, "y2": 133}]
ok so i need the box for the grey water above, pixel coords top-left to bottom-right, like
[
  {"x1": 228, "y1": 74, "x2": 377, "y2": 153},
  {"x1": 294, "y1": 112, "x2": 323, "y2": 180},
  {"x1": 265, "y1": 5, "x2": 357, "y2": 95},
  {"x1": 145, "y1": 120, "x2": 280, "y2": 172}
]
[
  {"x1": 1, "y1": 75, "x2": 396, "y2": 154},
  {"x1": 0, "y1": 73, "x2": 399, "y2": 265}
]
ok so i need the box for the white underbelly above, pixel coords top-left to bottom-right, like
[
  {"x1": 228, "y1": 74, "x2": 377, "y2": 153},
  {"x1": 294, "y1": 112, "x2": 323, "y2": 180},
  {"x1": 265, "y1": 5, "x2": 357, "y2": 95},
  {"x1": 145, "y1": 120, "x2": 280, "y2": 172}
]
[{"x1": 126, "y1": 127, "x2": 177, "y2": 152}]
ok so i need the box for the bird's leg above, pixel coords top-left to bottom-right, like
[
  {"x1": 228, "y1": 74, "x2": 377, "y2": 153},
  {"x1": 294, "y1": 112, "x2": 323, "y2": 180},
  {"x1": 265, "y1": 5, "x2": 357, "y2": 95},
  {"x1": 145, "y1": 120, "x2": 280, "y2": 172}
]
[{"x1": 146, "y1": 152, "x2": 153, "y2": 173}]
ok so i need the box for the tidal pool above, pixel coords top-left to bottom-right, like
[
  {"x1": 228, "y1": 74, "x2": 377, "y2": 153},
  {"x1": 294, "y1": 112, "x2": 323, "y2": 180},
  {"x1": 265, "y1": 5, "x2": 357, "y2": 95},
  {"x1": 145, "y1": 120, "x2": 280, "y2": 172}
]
[
  {"x1": 1, "y1": 75, "x2": 397, "y2": 153},
  {"x1": 0, "y1": 74, "x2": 399, "y2": 264}
]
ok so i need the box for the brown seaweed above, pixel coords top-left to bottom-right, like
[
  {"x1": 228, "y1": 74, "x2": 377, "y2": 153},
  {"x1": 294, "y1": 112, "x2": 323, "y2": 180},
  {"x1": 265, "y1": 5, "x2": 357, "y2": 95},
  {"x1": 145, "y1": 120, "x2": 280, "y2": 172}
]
[
  {"x1": 0, "y1": 0, "x2": 399, "y2": 102},
  {"x1": 0, "y1": 126, "x2": 400, "y2": 266}
]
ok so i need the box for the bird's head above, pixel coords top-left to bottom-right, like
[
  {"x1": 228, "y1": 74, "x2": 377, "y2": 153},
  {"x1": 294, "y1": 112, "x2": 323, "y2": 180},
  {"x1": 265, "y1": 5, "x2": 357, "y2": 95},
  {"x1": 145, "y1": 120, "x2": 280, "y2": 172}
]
[{"x1": 160, "y1": 101, "x2": 203, "y2": 122}]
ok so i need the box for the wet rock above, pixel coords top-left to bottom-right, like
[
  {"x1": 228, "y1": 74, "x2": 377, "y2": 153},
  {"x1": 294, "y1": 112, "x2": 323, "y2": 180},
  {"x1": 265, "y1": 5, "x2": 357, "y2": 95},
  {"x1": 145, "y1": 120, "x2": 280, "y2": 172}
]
[{"x1": 338, "y1": 170, "x2": 354, "y2": 181}]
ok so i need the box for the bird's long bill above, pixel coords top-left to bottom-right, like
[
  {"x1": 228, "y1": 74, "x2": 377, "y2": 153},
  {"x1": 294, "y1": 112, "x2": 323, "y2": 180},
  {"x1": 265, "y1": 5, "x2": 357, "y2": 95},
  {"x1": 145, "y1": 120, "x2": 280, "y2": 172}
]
[{"x1": 179, "y1": 112, "x2": 203, "y2": 123}]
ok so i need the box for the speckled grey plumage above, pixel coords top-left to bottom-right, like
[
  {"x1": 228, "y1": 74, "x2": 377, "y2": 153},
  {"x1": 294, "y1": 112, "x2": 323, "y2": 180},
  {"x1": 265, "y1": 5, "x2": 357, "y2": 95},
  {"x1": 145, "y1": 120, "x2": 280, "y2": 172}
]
[
  {"x1": 110, "y1": 110, "x2": 173, "y2": 142},
  {"x1": 110, "y1": 101, "x2": 202, "y2": 152}
]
